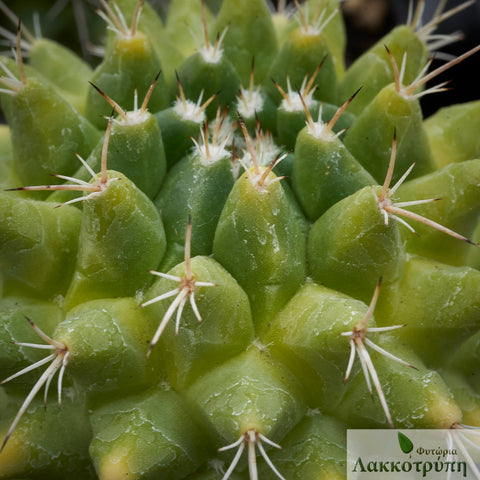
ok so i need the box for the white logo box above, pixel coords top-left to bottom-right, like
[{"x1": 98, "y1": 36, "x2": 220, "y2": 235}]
[{"x1": 347, "y1": 429, "x2": 480, "y2": 479}]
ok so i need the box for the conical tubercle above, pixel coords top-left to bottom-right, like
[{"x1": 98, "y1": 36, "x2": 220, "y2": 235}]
[
  {"x1": 6, "y1": 112, "x2": 120, "y2": 207},
  {"x1": 140, "y1": 217, "x2": 216, "y2": 356},
  {"x1": 0, "y1": 316, "x2": 69, "y2": 454},
  {"x1": 374, "y1": 131, "x2": 478, "y2": 245},
  {"x1": 218, "y1": 428, "x2": 286, "y2": 480},
  {"x1": 340, "y1": 279, "x2": 416, "y2": 428}
]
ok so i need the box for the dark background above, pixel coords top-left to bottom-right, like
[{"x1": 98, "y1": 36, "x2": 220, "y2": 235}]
[
  {"x1": 341, "y1": 0, "x2": 480, "y2": 116},
  {"x1": 1, "y1": 0, "x2": 479, "y2": 117}
]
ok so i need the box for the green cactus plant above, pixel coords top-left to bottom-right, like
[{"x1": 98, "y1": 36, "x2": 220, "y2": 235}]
[{"x1": 1, "y1": 0, "x2": 480, "y2": 479}]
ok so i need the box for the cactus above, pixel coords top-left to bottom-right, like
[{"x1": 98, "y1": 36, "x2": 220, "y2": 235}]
[{"x1": 1, "y1": 0, "x2": 480, "y2": 478}]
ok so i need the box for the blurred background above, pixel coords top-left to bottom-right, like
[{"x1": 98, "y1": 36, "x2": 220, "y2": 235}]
[{"x1": 1, "y1": 0, "x2": 479, "y2": 117}]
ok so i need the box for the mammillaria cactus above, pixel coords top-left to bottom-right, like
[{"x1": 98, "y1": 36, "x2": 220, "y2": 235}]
[{"x1": 1, "y1": 0, "x2": 480, "y2": 478}]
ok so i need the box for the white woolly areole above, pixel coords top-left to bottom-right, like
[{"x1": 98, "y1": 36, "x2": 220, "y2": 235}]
[
  {"x1": 121, "y1": 110, "x2": 150, "y2": 126},
  {"x1": 242, "y1": 138, "x2": 282, "y2": 168},
  {"x1": 196, "y1": 144, "x2": 230, "y2": 166},
  {"x1": 211, "y1": 115, "x2": 236, "y2": 148},
  {"x1": 172, "y1": 98, "x2": 206, "y2": 124},
  {"x1": 306, "y1": 119, "x2": 335, "y2": 142},
  {"x1": 236, "y1": 90, "x2": 265, "y2": 119},
  {"x1": 302, "y1": 25, "x2": 322, "y2": 36},
  {"x1": 281, "y1": 91, "x2": 315, "y2": 113},
  {"x1": 199, "y1": 45, "x2": 223, "y2": 64}
]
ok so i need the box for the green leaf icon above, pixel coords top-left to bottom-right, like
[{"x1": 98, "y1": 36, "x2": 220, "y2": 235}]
[{"x1": 398, "y1": 432, "x2": 414, "y2": 454}]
